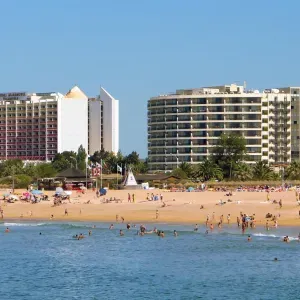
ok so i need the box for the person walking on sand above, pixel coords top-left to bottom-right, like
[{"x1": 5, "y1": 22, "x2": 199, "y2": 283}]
[
  {"x1": 128, "y1": 193, "x2": 131, "y2": 203},
  {"x1": 279, "y1": 199, "x2": 282, "y2": 209},
  {"x1": 116, "y1": 214, "x2": 119, "y2": 222},
  {"x1": 132, "y1": 193, "x2": 135, "y2": 203},
  {"x1": 237, "y1": 216, "x2": 241, "y2": 227},
  {"x1": 65, "y1": 209, "x2": 68, "y2": 216},
  {"x1": 156, "y1": 210, "x2": 159, "y2": 219}
]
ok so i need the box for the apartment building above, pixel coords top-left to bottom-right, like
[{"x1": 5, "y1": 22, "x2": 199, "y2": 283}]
[
  {"x1": 88, "y1": 87, "x2": 119, "y2": 155},
  {"x1": 0, "y1": 85, "x2": 119, "y2": 162},
  {"x1": 148, "y1": 84, "x2": 296, "y2": 172}
]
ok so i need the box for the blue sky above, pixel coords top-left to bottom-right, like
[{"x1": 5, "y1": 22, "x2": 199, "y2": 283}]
[{"x1": 0, "y1": 0, "x2": 299, "y2": 157}]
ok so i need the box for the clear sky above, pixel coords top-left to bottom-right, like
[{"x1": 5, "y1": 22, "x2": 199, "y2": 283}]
[{"x1": 0, "y1": 0, "x2": 299, "y2": 157}]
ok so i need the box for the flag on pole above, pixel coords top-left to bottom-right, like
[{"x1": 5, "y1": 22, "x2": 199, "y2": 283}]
[
  {"x1": 117, "y1": 165, "x2": 122, "y2": 173},
  {"x1": 117, "y1": 164, "x2": 122, "y2": 173}
]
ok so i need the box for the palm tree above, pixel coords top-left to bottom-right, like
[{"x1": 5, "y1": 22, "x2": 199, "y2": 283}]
[
  {"x1": 233, "y1": 163, "x2": 253, "y2": 181},
  {"x1": 178, "y1": 162, "x2": 193, "y2": 178},
  {"x1": 252, "y1": 161, "x2": 274, "y2": 180},
  {"x1": 195, "y1": 159, "x2": 223, "y2": 181},
  {"x1": 285, "y1": 161, "x2": 300, "y2": 180}
]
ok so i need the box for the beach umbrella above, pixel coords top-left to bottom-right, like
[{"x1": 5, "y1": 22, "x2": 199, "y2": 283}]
[
  {"x1": 100, "y1": 188, "x2": 107, "y2": 196},
  {"x1": 32, "y1": 190, "x2": 43, "y2": 195},
  {"x1": 55, "y1": 187, "x2": 64, "y2": 194}
]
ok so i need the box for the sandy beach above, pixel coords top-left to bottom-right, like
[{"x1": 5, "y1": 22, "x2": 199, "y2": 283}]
[{"x1": 1, "y1": 189, "x2": 300, "y2": 227}]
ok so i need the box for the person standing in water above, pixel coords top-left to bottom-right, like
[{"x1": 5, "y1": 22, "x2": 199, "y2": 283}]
[
  {"x1": 173, "y1": 230, "x2": 178, "y2": 237},
  {"x1": 120, "y1": 230, "x2": 124, "y2": 236},
  {"x1": 227, "y1": 214, "x2": 231, "y2": 225},
  {"x1": 194, "y1": 224, "x2": 198, "y2": 231}
]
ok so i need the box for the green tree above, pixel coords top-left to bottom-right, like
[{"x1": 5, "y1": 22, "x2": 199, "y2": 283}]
[
  {"x1": 124, "y1": 151, "x2": 140, "y2": 165},
  {"x1": 285, "y1": 161, "x2": 300, "y2": 180},
  {"x1": 52, "y1": 151, "x2": 76, "y2": 172},
  {"x1": 252, "y1": 161, "x2": 275, "y2": 180},
  {"x1": 90, "y1": 149, "x2": 110, "y2": 164},
  {"x1": 211, "y1": 133, "x2": 248, "y2": 179},
  {"x1": 177, "y1": 162, "x2": 193, "y2": 178},
  {"x1": 77, "y1": 145, "x2": 87, "y2": 171},
  {"x1": 232, "y1": 163, "x2": 253, "y2": 181},
  {"x1": 171, "y1": 168, "x2": 188, "y2": 179},
  {"x1": 35, "y1": 163, "x2": 57, "y2": 178},
  {"x1": 194, "y1": 159, "x2": 223, "y2": 181},
  {"x1": 0, "y1": 159, "x2": 24, "y2": 177}
]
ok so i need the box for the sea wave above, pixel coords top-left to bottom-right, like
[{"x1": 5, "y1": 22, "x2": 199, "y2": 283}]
[
  {"x1": 253, "y1": 232, "x2": 299, "y2": 241},
  {"x1": 3, "y1": 222, "x2": 47, "y2": 227},
  {"x1": 253, "y1": 233, "x2": 278, "y2": 238}
]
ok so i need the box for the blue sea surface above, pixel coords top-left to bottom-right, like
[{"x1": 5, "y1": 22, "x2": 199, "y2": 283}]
[{"x1": 0, "y1": 221, "x2": 299, "y2": 300}]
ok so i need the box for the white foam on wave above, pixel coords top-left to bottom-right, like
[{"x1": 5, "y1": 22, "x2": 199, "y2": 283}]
[
  {"x1": 253, "y1": 233, "x2": 278, "y2": 238},
  {"x1": 253, "y1": 232, "x2": 299, "y2": 241},
  {"x1": 3, "y1": 222, "x2": 46, "y2": 227}
]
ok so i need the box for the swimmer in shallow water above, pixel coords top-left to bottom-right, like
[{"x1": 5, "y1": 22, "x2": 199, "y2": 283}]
[
  {"x1": 5, "y1": 227, "x2": 10, "y2": 233},
  {"x1": 120, "y1": 230, "x2": 124, "y2": 236},
  {"x1": 109, "y1": 224, "x2": 114, "y2": 230},
  {"x1": 173, "y1": 230, "x2": 178, "y2": 237},
  {"x1": 247, "y1": 235, "x2": 252, "y2": 242},
  {"x1": 194, "y1": 224, "x2": 198, "y2": 231}
]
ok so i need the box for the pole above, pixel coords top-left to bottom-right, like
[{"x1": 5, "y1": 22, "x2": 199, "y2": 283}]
[
  {"x1": 100, "y1": 159, "x2": 103, "y2": 190},
  {"x1": 116, "y1": 166, "x2": 118, "y2": 190},
  {"x1": 12, "y1": 166, "x2": 15, "y2": 193},
  {"x1": 85, "y1": 160, "x2": 88, "y2": 189}
]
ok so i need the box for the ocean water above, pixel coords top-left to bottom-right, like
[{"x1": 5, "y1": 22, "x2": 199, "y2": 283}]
[{"x1": 0, "y1": 222, "x2": 299, "y2": 300}]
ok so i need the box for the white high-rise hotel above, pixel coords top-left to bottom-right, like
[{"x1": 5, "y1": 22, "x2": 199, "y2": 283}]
[
  {"x1": 148, "y1": 83, "x2": 300, "y2": 172},
  {"x1": 0, "y1": 86, "x2": 119, "y2": 161}
]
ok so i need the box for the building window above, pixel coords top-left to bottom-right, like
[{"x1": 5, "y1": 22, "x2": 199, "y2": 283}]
[
  {"x1": 294, "y1": 121, "x2": 298, "y2": 124},
  {"x1": 291, "y1": 106, "x2": 294, "y2": 109}
]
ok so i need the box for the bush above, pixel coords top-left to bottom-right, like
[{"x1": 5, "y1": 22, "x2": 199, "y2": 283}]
[{"x1": 0, "y1": 174, "x2": 33, "y2": 189}]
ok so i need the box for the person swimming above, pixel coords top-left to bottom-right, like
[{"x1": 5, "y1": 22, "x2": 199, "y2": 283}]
[
  {"x1": 109, "y1": 224, "x2": 114, "y2": 230},
  {"x1": 283, "y1": 236, "x2": 290, "y2": 243},
  {"x1": 120, "y1": 230, "x2": 124, "y2": 236},
  {"x1": 247, "y1": 235, "x2": 251, "y2": 242},
  {"x1": 160, "y1": 231, "x2": 165, "y2": 238},
  {"x1": 194, "y1": 224, "x2": 198, "y2": 231},
  {"x1": 173, "y1": 230, "x2": 178, "y2": 237},
  {"x1": 5, "y1": 227, "x2": 10, "y2": 233}
]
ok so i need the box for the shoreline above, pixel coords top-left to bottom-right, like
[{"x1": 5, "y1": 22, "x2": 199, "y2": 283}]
[
  {"x1": 1, "y1": 189, "x2": 300, "y2": 227},
  {"x1": 2, "y1": 215, "x2": 300, "y2": 227}
]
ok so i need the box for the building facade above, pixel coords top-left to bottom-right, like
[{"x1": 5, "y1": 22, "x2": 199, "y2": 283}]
[
  {"x1": 0, "y1": 85, "x2": 119, "y2": 162},
  {"x1": 148, "y1": 84, "x2": 296, "y2": 172},
  {"x1": 88, "y1": 87, "x2": 119, "y2": 155}
]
